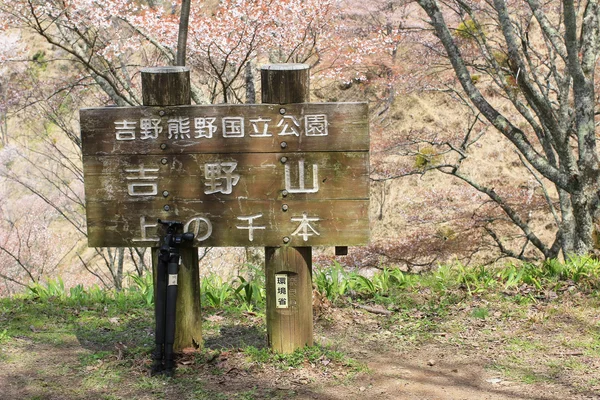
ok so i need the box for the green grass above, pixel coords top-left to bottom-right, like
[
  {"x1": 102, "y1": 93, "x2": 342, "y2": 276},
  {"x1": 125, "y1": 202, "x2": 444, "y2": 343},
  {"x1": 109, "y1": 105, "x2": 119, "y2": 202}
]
[
  {"x1": 0, "y1": 328, "x2": 10, "y2": 343},
  {"x1": 2, "y1": 256, "x2": 600, "y2": 398},
  {"x1": 487, "y1": 362, "x2": 551, "y2": 384},
  {"x1": 243, "y1": 344, "x2": 365, "y2": 372},
  {"x1": 507, "y1": 337, "x2": 547, "y2": 352},
  {"x1": 471, "y1": 307, "x2": 489, "y2": 319},
  {"x1": 79, "y1": 350, "x2": 113, "y2": 366}
]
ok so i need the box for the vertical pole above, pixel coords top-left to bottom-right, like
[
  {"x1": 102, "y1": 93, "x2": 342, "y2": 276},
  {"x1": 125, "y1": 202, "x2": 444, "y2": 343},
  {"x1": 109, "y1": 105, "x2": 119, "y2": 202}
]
[
  {"x1": 262, "y1": 63, "x2": 313, "y2": 353},
  {"x1": 142, "y1": 66, "x2": 203, "y2": 352}
]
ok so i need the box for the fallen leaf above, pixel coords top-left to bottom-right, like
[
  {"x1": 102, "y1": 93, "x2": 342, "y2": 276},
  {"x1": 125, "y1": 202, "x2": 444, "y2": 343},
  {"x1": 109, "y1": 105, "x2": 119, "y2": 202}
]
[{"x1": 205, "y1": 315, "x2": 225, "y2": 323}]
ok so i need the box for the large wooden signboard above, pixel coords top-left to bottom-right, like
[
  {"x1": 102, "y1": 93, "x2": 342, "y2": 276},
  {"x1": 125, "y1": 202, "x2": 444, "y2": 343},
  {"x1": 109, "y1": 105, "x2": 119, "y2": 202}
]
[{"x1": 80, "y1": 102, "x2": 369, "y2": 247}]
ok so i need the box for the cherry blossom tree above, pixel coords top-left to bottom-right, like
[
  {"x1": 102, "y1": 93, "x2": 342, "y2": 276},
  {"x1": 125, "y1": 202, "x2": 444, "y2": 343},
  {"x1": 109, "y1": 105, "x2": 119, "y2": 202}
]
[
  {"x1": 0, "y1": 30, "x2": 27, "y2": 146},
  {"x1": 0, "y1": 188, "x2": 71, "y2": 296},
  {"x1": 0, "y1": 4, "x2": 408, "y2": 298}
]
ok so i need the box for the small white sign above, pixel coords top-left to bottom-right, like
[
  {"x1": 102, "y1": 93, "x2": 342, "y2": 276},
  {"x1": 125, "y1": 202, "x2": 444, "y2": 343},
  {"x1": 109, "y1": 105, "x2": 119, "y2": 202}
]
[
  {"x1": 275, "y1": 274, "x2": 289, "y2": 309},
  {"x1": 168, "y1": 274, "x2": 178, "y2": 286}
]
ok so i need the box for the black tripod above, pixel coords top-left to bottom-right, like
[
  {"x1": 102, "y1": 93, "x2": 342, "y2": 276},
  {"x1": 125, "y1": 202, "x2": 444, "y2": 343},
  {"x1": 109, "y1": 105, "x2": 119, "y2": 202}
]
[{"x1": 151, "y1": 219, "x2": 194, "y2": 377}]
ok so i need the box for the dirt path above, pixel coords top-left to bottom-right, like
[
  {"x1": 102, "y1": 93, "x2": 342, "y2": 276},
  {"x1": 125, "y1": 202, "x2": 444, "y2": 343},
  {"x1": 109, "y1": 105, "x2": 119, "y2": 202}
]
[
  {"x1": 2, "y1": 295, "x2": 600, "y2": 399},
  {"x1": 4, "y1": 340, "x2": 590, "y2": 400},
  {"x1": 321, "y1": 348, "x2": 589, "y2": 400}
]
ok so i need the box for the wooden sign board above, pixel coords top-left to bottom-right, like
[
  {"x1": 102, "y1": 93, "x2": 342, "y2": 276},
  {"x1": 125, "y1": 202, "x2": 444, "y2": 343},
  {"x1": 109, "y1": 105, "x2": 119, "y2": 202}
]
[{"x1": 80, "y1": 102, "x2": 369, "y2": 247}]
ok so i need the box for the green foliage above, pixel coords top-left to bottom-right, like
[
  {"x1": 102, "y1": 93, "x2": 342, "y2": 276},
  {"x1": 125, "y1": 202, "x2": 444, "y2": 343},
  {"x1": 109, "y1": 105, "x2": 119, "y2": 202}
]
[
  {"x1": 233, "y1": 276, "x2": 264, "y2": 311},
  {"x1": 0, "y1": 328, "x2": 10, "y2": 343},
  {"x1": 127, "y1": 274, "x2": 154, "y2": 306},
  {"x1": 31, "y1": 50, "x2": 48, "y2": 70},
  {"x1": 202, "y1": 275, "x2": 234, "y2": 308},
  {"x1": 244, "y1": 344, "x2": 364, "y2": 371},
  {"x1": 455, "y1": 19, "x2": 485, "y2": 40},
  {"x1": 24, "y1": 276, "x2": 159, "y2": 311},
  {"x1": 414, "y1": 146, "x2": 441, "y2": 170},
  {"x1": 314, "y1": 262, "x2": 351, "y2": 301},
  {"x1": 455, "y1": 264, "x2": 497, "y2": 295},
  {"x1": 2, "y1": 258, "x2": 599, "y2": 397},
  {"x1": 201, "y1": 264, "x2": 266, "y2": 311},
  {"x1": 317, "y1": 256, "x2": 600, "y2": 308},
  {"x1": 314, "y1": 263, "x2": 413, "y2": 302},
  {"x1": 497, "y1": 256, "x2": 600, "y2": 293},
  {"x1": 68, "y1": 284, "x2": 86, "y2": 301},
  {"x1": 315, "y1": 262, "x2": 371, "y2": 299},
  {"x1": 232, "y1": 264, "x2": 266, "y2": 311},
  {"x1": 27, "y1": 278, "x2": 67, "y2": 300},
  {"x1": 559, "y1": 256, "x2": 600, "y2": 288}
]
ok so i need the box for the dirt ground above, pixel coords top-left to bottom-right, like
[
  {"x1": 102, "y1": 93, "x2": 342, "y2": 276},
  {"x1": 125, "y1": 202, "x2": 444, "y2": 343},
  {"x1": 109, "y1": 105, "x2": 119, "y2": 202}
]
[
  {"x1": 0, "y1": 332, "x2": 595, "y2": 400},
  {"x1": 2, "y1": 294, "x2": 599, "y2": 400}
]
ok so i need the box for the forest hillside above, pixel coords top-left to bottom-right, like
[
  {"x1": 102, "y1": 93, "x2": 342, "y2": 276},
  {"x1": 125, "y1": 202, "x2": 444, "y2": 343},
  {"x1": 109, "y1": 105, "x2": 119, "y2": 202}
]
[{"x1": 0, "y1": 0, "x2": 598, "y2": 293}]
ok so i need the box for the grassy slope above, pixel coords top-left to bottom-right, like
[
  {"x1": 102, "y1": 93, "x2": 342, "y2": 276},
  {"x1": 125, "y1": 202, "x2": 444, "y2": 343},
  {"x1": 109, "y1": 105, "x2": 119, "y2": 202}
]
[{"x1": 1, "y1": 260, "x2": 599, "y2": 399}]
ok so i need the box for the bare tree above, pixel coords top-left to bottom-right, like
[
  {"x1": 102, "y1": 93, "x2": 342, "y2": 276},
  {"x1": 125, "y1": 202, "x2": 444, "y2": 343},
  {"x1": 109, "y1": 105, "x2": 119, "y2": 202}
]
[{"x1": 409, "y1": 0, "x2": 600, "y2": 259}]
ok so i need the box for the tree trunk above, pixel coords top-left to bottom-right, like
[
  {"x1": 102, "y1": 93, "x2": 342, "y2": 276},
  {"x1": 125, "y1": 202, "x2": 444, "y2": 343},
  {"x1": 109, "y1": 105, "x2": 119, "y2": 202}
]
[
  {"x1": 416, "y1": 0, "x2": 600, "y2": 259},
  {"x1": 245, "y1": 62, "x2": 256, "y2": 104},
  {"x1": 116, "y1": 248, "x2": 124, "y2": 290}
]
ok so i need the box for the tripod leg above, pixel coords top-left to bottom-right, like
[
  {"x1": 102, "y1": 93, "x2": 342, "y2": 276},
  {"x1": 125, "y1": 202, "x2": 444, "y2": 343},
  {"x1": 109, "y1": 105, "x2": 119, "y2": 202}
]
[
  {"x1": 151, "y1": 254, "x2": 168, "y2": 375},
  {"x1": 164, "y1": 253, "x2": 179, "y2": 376}
]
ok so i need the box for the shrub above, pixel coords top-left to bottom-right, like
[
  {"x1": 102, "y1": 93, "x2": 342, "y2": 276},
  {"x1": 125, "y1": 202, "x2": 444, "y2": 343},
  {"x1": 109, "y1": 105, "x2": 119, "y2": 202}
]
[
  {"x1": 455, "y1": 19, "x2": 484, "y2": 40},
  {"x1": 414, "y1": 146, "x2": 441, "y2": 170},
  {"x1": 493, "y1": 51, "x2": 510, "y2": 68}
]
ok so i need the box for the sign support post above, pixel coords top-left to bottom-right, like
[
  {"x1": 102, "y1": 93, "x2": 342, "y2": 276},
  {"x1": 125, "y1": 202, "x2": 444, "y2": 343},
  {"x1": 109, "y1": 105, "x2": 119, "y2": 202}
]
[
  {"x1": 262, "y1": 64, "x2": 313, "y2": 353},
  {"x1": 142, "y1": 66, "x2": 203, "y2": 351}
]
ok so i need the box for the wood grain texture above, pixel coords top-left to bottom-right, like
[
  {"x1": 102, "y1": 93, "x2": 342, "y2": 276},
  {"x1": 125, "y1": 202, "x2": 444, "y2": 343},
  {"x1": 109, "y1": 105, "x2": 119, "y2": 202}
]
[
  {"x1": 141, "y1": 67, "x2": 191, "y2": 106},
  {"x1": 262, "y1": 64, "x2": 313, "y2": 354},
  {"x1": 82, "y1": 152, "x2": 369, "y2": 202},
  {"x1": 79, "y1": 102, "x2": 369, "y2": 155},
  {"x1": 86, "y1": 199, "x2": 369, "y2": 247},
  {"x1": 261, "y1": 63, "x2": 310, "y2": 104},
  {"x1": 143, "y1": 66, "x2": 201, "y2": 353},
  {"x1": 80, "y1": 102, "x2": 369, "y2": 247},
  {"x1": 265, "y1": 246, "x2": 313, "y2": 353}
]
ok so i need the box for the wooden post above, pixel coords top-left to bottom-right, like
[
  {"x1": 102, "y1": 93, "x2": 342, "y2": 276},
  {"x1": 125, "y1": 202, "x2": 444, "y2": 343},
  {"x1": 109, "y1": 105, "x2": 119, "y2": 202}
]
[
  {"x1": 142, "y1": 66, "x2": 203, "y2": 351},
  {"x1": 262, "y1": 63, "x2": 313, "y2": 353}
]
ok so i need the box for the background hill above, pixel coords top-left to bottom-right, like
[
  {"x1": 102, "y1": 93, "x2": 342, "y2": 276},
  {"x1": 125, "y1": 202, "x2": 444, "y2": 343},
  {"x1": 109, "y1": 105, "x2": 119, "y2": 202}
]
[{"x1": 0, "y1": 0, "x2": 593, "y2": 292}]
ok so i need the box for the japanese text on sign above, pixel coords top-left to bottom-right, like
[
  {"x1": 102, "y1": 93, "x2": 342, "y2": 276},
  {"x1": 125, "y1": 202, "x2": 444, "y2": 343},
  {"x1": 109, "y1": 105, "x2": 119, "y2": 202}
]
[
  {"x1": 275, "y1": 274, "x2": 289, "y2": 309},
  {"x1": 80, "y1": 102, "x2": 370, "y2": 248},
  {"x1": 122, "y1": 157, "x2": 324, "y2": 244},
  {"x1": 114, "y1": 114, "x2": 328, "y2": 142}
]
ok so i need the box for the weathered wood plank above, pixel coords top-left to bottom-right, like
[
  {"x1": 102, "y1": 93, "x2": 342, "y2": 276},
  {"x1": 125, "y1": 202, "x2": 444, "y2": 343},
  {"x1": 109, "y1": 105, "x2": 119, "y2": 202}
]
[
  {"x1": 141, "y1": 66, "x2": 202, "y2": 354},
  {"x1": 265, "y1": 246, "x2": 313, "y2": 352},
  {"x1": 85, "y1": 199, "x2": 369, "y2": 247},
  {"x1": 82, "y1": 152, "x2": 369, "y2": 202},
  {"x1": 80, "y1": 102, "x2": 369, "y2": 155},
  {"x1": 262, "y1": 63, "x2": 314, "y2": 354}
]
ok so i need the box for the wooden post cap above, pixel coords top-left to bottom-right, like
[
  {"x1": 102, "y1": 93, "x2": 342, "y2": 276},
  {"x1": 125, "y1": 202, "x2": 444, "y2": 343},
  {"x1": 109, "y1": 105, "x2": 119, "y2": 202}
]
[
  {"x1": 141, "y1": 66, "x2": 191, "y2": 106},
  {"x1": 261, "y1": 64, "x2": 310, "y2": 104},
  {"x1": 261, "y1": 63, "x2": 309, "y2": 71}
]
